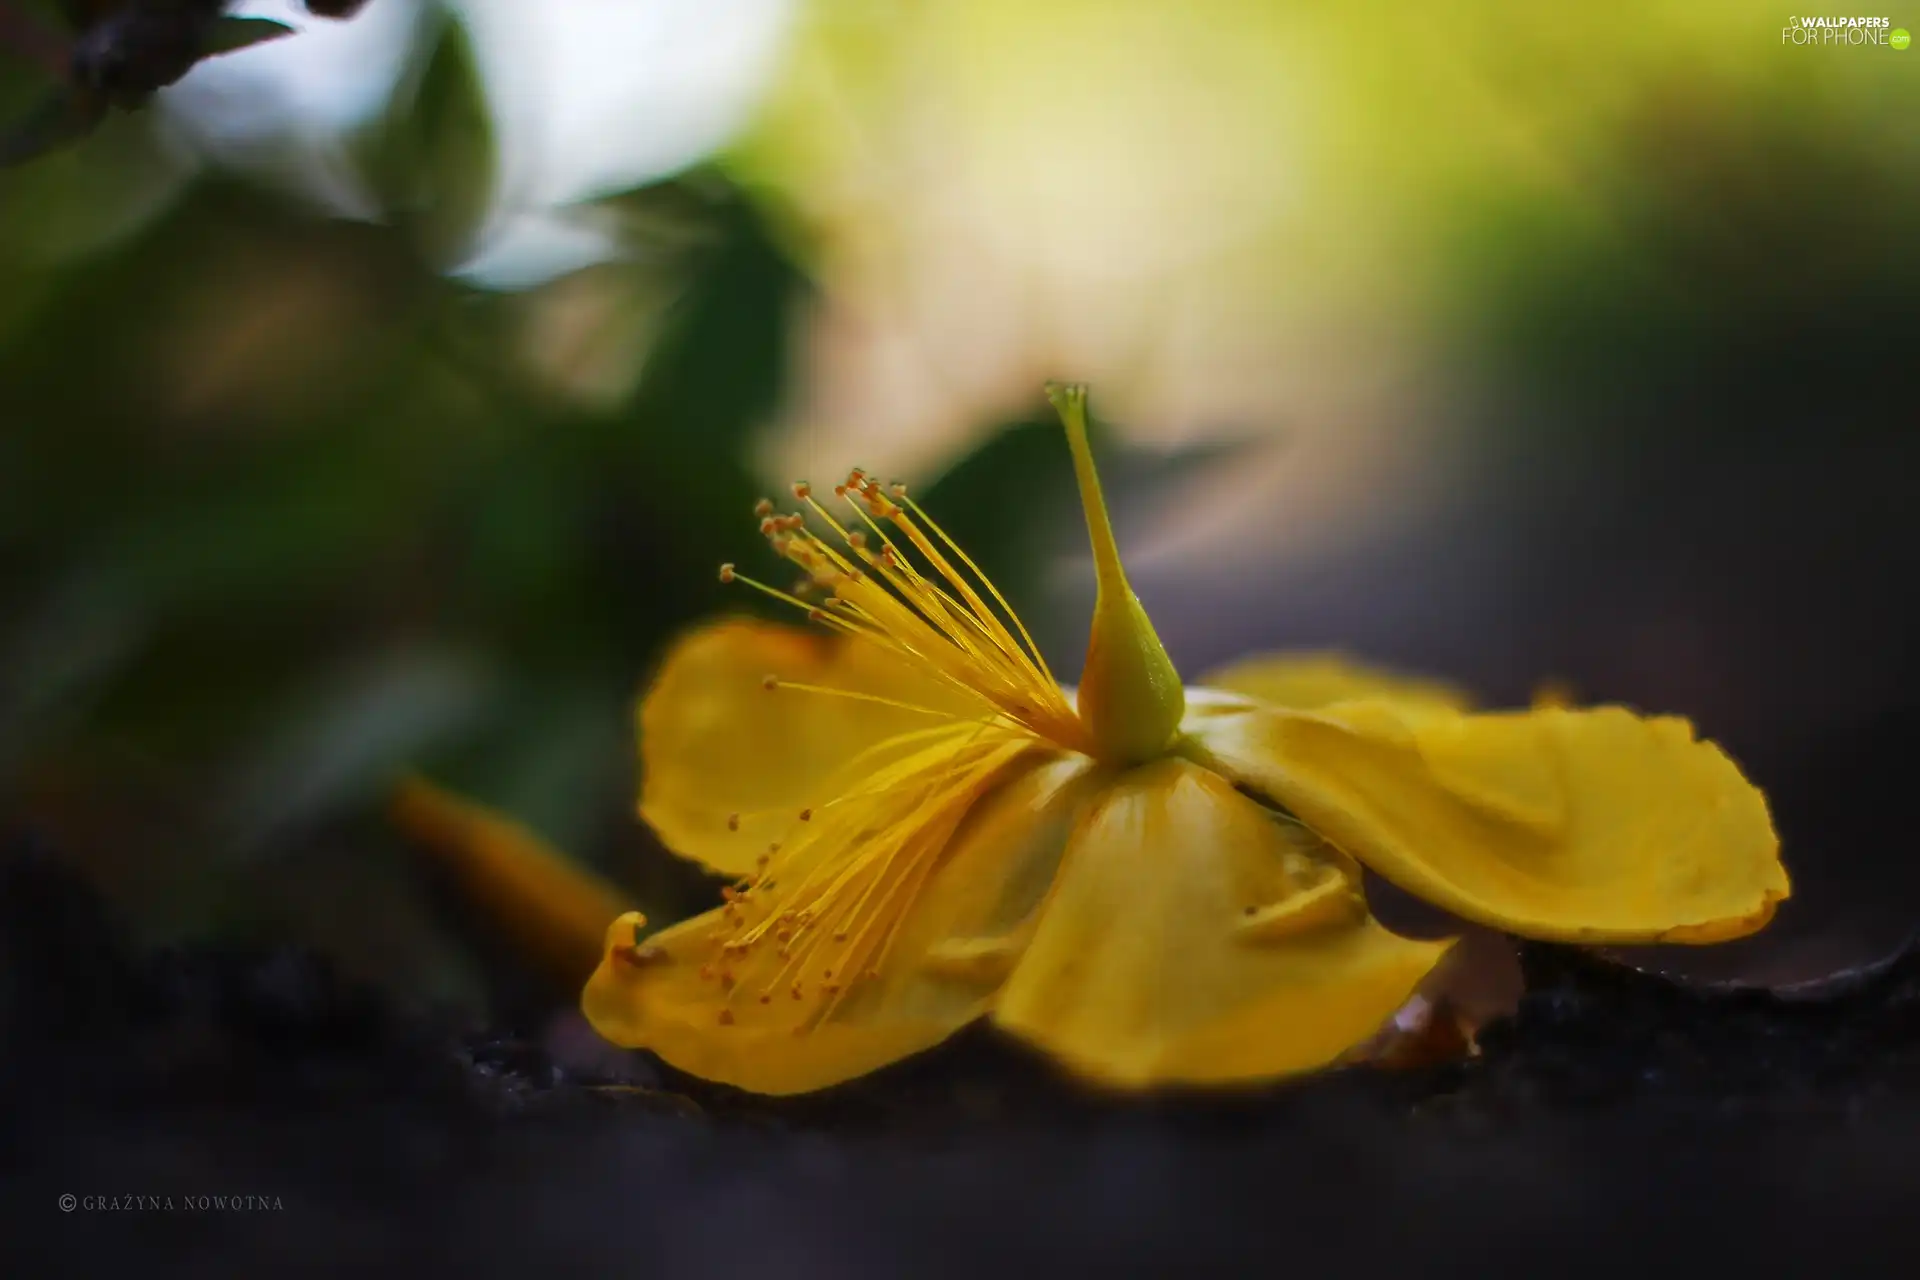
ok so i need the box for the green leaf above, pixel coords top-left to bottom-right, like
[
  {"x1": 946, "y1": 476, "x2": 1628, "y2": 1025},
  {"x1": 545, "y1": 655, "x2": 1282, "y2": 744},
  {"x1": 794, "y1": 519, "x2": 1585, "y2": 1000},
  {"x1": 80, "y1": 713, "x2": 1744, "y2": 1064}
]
[
  {"x1": 623, "y1": 183, "x2": 804, "y2": 447},
  {"x1": 200, "y1": 17, "x2": 298, "y2": 59},
  {"x1": 366, "y1": 15, "x2": 497, "y2": 269}
]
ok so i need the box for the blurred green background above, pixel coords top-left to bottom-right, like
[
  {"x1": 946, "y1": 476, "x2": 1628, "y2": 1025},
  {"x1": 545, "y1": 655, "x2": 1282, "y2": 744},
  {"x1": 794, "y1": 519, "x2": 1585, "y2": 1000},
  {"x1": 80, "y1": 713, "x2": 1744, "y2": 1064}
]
[{"x1": 3, "y1": 0, "x2": 1916, "y2": 1020}]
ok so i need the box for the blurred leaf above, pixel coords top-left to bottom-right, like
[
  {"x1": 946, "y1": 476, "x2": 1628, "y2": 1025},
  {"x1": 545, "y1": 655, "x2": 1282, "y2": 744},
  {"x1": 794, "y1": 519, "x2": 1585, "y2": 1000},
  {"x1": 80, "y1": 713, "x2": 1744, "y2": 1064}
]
[
  {"x1": 200, "y1": 17, "x2": 296, "y2": 58},
  {"x1": 624, "y1": 182, "x2": 804, "y2": 448},
  {"x1": 0, "y1": 62, "x2": 188, "y2": 255},
  {"x1": 1450, "y1": 88, "x2": 1920, "y2": 452},
  {"x1": 365, "y1": 14, "x2": 496, "y2": 269},
  {"x1": 220, "y1": 647, "x2": 494, "y2": 856},
  {"x1": 0, "y1": 89, "x2": 106, "y2": 168},
  {"x1": 0, "y1": 148, "x2": 807, "y2": 1013},
  {"x1": 0, "y1": 570, "x2": 146, "y2": 778}
]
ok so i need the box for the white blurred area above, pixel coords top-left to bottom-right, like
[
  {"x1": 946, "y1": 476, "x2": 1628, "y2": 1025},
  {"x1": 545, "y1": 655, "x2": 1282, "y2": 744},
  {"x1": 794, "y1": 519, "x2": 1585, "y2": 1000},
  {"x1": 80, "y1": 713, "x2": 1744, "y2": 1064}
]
[
  {"x1": 160, "y1": 0, "x2": 797, "y2": 280},
  {"x1": 159, "y1": 0, "x2": 425, "y2": 216}
]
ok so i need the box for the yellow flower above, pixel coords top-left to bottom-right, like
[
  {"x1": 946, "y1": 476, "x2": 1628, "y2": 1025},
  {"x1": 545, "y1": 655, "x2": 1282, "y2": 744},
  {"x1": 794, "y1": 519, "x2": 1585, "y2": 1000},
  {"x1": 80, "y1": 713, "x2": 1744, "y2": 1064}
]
[{"x1": 583, "y1": 384, "x2": 1788, "y2": 1095}]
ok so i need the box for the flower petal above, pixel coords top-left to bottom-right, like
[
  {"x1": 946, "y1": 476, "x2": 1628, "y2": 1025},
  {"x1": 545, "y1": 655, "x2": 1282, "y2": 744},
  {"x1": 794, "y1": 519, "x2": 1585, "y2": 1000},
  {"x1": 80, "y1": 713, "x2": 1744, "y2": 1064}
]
[
  {"x1": 1191, "y1": 702, "x2": 1789, "y2": 944},
  {"x1": 1194, "y1": 651, "x2": 1470, "y2": 714},
  {"x1": 990, "y1": 759, "x2": 1452, "y2": 1089},
  {"x1": 390, "y1": 775, "x2": 634, "y2": 986},
  {"x1": 585, "y1": 748, "x2": 1092, "y2": 1095},
  {"x1": 639, "y1": 618, "x2": 981, "y2": 876}
]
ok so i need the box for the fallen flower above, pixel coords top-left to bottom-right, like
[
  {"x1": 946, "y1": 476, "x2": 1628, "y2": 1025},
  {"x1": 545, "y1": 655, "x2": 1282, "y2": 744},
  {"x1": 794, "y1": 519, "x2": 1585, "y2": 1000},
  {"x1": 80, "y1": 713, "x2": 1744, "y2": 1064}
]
[{"x1": 583, "y1": 383, "x2": 1788, "y2": 1094}]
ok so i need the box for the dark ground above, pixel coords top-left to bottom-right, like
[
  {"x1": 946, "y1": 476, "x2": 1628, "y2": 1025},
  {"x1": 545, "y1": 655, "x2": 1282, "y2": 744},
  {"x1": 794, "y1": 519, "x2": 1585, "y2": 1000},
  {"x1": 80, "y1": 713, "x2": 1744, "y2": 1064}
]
[{"x1": 3, "y1": 829, "x2": 1917, "y2": 1280}]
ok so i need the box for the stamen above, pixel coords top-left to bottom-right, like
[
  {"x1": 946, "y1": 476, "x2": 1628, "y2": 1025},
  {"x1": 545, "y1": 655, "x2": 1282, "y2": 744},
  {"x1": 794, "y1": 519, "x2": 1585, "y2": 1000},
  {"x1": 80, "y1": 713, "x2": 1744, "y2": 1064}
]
[{"x1": 763, "y1": 678, "x2": 975, "y2": 720}]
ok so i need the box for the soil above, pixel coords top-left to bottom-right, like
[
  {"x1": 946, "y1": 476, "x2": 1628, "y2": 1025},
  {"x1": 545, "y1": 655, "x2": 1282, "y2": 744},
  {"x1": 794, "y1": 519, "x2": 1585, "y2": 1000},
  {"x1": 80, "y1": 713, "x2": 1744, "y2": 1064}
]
[{"x1": 4, "y1": 828, "x2": 1917, "y2": 1279}]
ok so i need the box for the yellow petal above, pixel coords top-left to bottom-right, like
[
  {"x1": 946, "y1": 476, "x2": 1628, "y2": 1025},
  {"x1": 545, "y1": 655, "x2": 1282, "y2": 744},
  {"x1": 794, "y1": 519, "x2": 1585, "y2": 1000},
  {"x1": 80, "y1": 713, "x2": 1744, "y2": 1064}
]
[
  {"x1": 990, "y1": 759, "x2": 1451, "y2": 1089},
  {"x1": 1195, "y1": 651, "x2": 1470, "y2": 714},
  {"x1": 638, "y1": 618, "x2": 981, "y2": 876},
  {"x1": 390, "y1": 775, "x2": 635, "y2": 986},
  {"x1": 585, "y1": 745, "x2": 1093, "y2": 1095},
  {"x1": 1190, "y1": 702, "x2": 1789, "y2": 944}
]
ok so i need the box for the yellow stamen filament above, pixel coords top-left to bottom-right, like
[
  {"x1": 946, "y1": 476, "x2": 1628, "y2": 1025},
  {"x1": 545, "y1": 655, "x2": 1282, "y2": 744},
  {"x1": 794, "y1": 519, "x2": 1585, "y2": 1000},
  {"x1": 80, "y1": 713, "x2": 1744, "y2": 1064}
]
[
  {"x1": 689, "y1": 722, "x2": 1030, "y2": 1026},
  {"x1": 763, "y1": 677, "x2": 994, "y2": 723},
  {"x1": 717, "y1": 475, "x2": 1090, "y2": 753}
]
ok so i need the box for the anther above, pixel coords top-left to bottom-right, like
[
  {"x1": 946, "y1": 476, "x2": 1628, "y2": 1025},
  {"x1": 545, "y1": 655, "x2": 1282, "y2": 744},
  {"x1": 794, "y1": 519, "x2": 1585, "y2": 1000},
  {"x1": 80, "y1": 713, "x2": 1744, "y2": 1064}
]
[
  {"x1": 890, "y1": 482, "x2": 908, "y2": 498},
  {"x1": 762, "y1": 674, "x2": 779, "y2": 691},
  {"x1": 727, "y1": 813, "x2": 741, "y2": 832},
  {"x1": 759, "y1": 517, "x2": 778, "y2": 536},
  {"x1": 717, "y1": 1010, "x2": 735, "y2": 1026},
  {"x1": 847, "y1": 531, "x2": 867, "y2": 551},
  {"x1": 754, "y1": 498, "x2": 774, "y2": 518},
  {"x1": 807, "y1": 608, "x2": 826, "y2": 623},
  {"x1": 758, "y1": 993, "x2": 772, "y2": 1005},
  {"x1": 790, "y1": 984, "x2": 803, "y2": 1001},
  {"x1": 718, "y1": 563, "x2": 736, "y2": 584},
  {"x1": 798, "y1": 808, "x2": 813, "y2": 822},
  {"x1": 792, "y1": 481, "x2": 812, "y2": 500}
]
